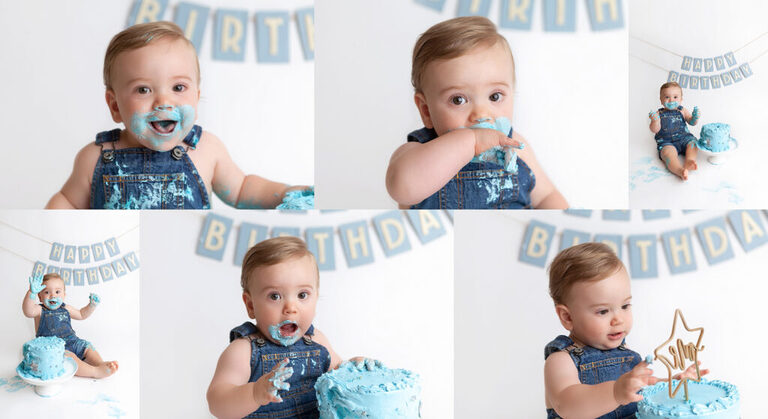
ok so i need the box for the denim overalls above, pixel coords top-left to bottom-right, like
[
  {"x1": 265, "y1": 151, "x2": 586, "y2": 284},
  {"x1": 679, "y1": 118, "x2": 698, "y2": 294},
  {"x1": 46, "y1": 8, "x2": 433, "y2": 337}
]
[
  {"x1": 545, "y1": 335, "x2": 641, "y2": 419},
  {"x1": 90, "y1": 125, "x2": 210, "y2": 209},
  {"x1": 654, "y1": 106, "x2": 696, "y2": 159},
  {"x1": 406, "y1": 128, "x2": 534, "y2": 209},
  {"x1": 230, "y1": 321, "x2": 331, "y2": 419},
  {"x1": 36, "y1": 304, "x2": 91, "y2": 360}
]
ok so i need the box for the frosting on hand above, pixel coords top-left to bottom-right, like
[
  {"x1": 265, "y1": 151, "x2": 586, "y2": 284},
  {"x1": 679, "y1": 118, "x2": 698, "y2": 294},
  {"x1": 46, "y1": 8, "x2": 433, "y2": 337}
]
[{"x1": 28, "y1": 275, "x2": 46, "y2": 299}]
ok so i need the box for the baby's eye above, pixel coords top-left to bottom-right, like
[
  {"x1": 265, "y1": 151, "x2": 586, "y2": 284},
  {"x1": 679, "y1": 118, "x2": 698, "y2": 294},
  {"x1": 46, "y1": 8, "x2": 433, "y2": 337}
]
[
  {"x1": 298, "y1": 291, "x2": 308, "y2": 299},
  {"x1": 173, "y1": 84, "x2": 186, "y2": 93},
  {"x1": 597, "y1": 309, "x2": 609, "y2": 315},
  {"x1": 268, "y1": 293, "x2": 281, "y2": 301},
  {"x1": 622, "y1": 303, "x2": 631, "y2": 310},
  {"x1": 137, "y1": 86, "x2": 151, "y2": 94},
  {"x1": 450, "y1": 95, "x2": 467, "y2": 106},
  {"x1": 489, "y1": 92, "x2": 503, "y2": 102}
]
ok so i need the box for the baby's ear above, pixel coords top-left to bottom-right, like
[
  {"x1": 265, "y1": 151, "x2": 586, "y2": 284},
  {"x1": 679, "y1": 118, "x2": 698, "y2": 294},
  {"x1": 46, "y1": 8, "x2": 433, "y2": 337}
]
[
  {"x1": 242, "y1": 291, "x2": 255, "y2": 319},
  {"x1": 104, "y1": 89, "x2": 123, "y2": 123},
  {"x1": 414, "y1": 92, "x2": 434, "y2": 129},
  {"x1": 555, "y1": 304, "x2": 573, "y2": 331}
]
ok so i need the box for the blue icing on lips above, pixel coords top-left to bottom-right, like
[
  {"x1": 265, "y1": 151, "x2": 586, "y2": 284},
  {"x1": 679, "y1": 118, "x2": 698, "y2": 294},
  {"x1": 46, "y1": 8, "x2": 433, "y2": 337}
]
[
  {"x1": 664, "y1": 101, "x2": 679, "y2": 110},
  {"x1": 466, "y1": 117, "x2": 520, "y2": 173},
  {"x1": 268, "y1": 320, "x2": 302, "y2": 347},
  {"x1": 129, "y1": 105, "x2": 195, "y2": 149},
  {"x1": 44, "y1": 297, "x2": 62, "y2": 310},
  {"x1": 315, "y1": 361, "x2": 421, "y2": 419}
]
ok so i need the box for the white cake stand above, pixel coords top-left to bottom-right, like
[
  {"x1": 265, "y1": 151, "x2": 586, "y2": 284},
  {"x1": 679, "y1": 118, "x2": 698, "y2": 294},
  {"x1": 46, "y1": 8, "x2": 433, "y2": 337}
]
[
  {"x1": 698, "y1": 138, "x2": 738, "y2": 165},
  {"x1": 16, "y1": 357, "x2": 77, "y2": 397}
]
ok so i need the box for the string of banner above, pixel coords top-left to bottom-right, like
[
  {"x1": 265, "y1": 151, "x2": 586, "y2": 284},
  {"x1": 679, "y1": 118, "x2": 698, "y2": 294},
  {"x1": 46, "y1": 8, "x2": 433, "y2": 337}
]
[
  {"x1": 0, "y1": 220, "x2": 140, "y2": 286},
  {"x1": 414, "y1": 0, "x2": 625, "y2": 31},
  {"x1": 196, "y1": 210, "x2": 453, "y2": 270},
  {"x1": 128, "y1": 0, "x2": 314, "y2": 62},
  {"x1": 630, "y1": 31, "x2": 768, "y2": 89},
  {"x1": 518, "y1": 210, "x2": 768, "y2": 279}
]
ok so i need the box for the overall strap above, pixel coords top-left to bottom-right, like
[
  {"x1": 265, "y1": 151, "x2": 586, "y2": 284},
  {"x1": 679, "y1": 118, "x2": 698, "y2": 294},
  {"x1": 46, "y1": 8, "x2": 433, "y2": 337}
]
[
  {"x1": 182, "y1": 125, "x2": 203, "y2": 149},
  {"x1": 95, "y1": 129, "x2": 121, "y2": 145}
]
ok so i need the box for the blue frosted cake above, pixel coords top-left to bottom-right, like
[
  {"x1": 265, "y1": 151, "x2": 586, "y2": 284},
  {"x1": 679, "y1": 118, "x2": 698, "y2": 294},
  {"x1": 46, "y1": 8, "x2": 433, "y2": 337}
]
[
  {"x1": 315, "y1": 362, "x2": 421, "y2": 418},
  {"x1": 18, "y1": 336, "x2": 67, "y2": 380},
  {"x1": 698, "y1": 123, "x2": 733, "y2": 153},
  {"x1": 637, "y1": 379, "x2": 739, "y2": 419}
]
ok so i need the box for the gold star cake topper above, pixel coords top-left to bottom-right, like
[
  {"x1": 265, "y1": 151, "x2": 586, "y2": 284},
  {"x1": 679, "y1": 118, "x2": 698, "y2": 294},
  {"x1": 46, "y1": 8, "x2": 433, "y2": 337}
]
[{"x1": 652, "y1": 309, "x2": 705, "y2": 401}]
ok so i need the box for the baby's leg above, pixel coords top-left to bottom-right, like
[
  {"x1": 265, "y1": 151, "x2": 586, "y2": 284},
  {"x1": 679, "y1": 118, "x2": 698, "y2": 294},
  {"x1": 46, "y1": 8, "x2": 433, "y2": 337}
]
[
  {"x1": 660, "y1": 146, "x2": 688, "y2": 180},
  {"x1": 66, "y1": 349, "x2": 118, "y2": 379},
  {"x1": 684, "y1": 142, "x2": 698, "y2": 171}
]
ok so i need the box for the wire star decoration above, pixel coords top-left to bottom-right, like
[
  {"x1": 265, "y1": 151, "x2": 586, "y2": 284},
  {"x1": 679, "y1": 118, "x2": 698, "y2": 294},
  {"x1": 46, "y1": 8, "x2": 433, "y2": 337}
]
[{"x1": 652, "y1": 309, "x2": 705, "y2": 401}]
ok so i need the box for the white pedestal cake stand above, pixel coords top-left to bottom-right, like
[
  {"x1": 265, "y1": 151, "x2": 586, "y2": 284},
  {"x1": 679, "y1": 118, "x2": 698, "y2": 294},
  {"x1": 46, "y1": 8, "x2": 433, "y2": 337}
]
[
  {"x1": 16, "y1": 357, "x2": 77, "y2": 397},
  {"x1": 698, "y1": 138, "x2": 738, "y2": 165}
]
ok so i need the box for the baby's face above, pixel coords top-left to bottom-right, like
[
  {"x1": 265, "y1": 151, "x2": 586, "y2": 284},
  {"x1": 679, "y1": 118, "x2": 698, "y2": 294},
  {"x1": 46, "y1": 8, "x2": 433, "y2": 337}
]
[
  {"x1": 39, "y1": 277, "x2": 66, "y2": 310},
  {"x1": 106, "y1": 38, "x2": 200, "y2": 151},
  {"x1": 660, "y1": 86, "x2": 683, "y2": 110},
  {"x1": 561, "y1": 267, "x2": 633, "y2": 350},
  {"x1": 243, "y1": 255, "x2": 318, "y2": 347},
  {"x1": 416, "y1": 42, "x2": 515, "y2": 136}
]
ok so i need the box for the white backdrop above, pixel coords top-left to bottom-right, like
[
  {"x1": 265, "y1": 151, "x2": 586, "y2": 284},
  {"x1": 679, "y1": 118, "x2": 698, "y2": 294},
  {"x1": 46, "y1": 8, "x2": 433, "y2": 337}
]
[
  {"x1": 455, "y1": 210, "x2": 768, "y2": 418},
  {"x1": 0, "y1": 211, "x2": 140, "y2": 418},
  {"x1": 0, "y1": 0, "x2": 313, "y2": 209},
  {"x1": 629, "y1": 0, "x2": 768, "y2": 208},
  {"x1": 140, "y1": 209, "x2": 454, "y2": 418},
  {"x1": 316, "y1": 0, "x2": 629, "y2": 209}
]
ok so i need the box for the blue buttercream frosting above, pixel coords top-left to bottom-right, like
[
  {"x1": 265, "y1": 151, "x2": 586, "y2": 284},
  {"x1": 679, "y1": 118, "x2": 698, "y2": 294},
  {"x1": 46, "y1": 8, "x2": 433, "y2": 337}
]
[
  {"x1": 467, "y1": 117, "x2": 520, "y2": 173},
  {"x1": 268, "y1": 320, "x2": 302, "y2": 347},
  {"x1": 698, "y1": 123, "x2": 733, "y2": 153},
  {"x1": 637, "y1": 379, "x2": 739, "y2": 419},
  {"x1": 315, "y1": 361, "x2": 421, "y2": 418},
  {"x1": 276, "y1": 187, "x2": 315, "y2": 210},
  {"x1": 18, "y1": 336, "x2": 67, "y2": 380}
]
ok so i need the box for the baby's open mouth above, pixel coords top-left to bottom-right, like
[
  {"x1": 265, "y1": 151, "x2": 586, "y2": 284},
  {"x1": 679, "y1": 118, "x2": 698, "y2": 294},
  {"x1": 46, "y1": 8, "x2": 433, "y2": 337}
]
[
  {"x1": 608, "y1": 332, "x2": 623, "y2": 340},
  {"x1": 150, "y1": 120, "x2": 177, "y2": 134},
  {"x1": 279, "y1": 322, "x2": 299, "y2": 336}
]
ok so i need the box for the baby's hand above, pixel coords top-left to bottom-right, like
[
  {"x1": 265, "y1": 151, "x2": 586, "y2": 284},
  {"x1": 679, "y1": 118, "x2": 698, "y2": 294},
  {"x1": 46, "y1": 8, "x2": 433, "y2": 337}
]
[
  {"x1": 89, "y1": 293, "x2": 100, "y2": 306},
  {"x1": 28, "y1": 275, "x2": 46, "y2": 299},
  {"x1": 673, "y1": 361, "x2": 709, "y2": 381},
  {"x1": 691, "y1": 106, "x2": 701, "y2": 124},
  {"x1": 614, "y1": 361, "x2": 656, "y2": 405},
  {"x1": 348, "y1": 357, "x2": 384, "y2": 371},
  {"x1": 471, "y1": 128, "x2": 521, "y2": 156},
  {"x1": 253, "y1": 358, "x2": 293, "y2": 406},
  {"x1": 649, "y1": 111, "x2": 659, "y2": 121}
]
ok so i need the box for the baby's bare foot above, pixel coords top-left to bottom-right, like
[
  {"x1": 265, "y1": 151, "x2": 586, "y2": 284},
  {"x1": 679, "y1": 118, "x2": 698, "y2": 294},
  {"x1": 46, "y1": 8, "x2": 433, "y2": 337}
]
[
  {"x1": 684, "y1": 159, "x2": 697, "y2": 171},
  {"x1": 680, "y1": 168, "x2": 689, "y2": 181},
  {"x1": 94, "y1": 361, "x2": 118, "y2": 378}
]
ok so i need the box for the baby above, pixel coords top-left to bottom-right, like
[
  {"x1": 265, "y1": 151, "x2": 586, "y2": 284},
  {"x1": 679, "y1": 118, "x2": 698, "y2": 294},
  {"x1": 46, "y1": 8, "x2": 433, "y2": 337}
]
[
  {"x1": 386, "y1": 16, "x2": 567, "y2": 209},
  {"x1": 207, "y1": 237, "x2": 375, "y2": 418},
  {"x1": 21, "y1": 273, "x2": 118, "y2": 378},
  {"x1": 46, "y1": 21, "x2": 308, "y2": 209},
  {"x1": 543, "y1": 243, "x2": 707, "y2": 418},
  {"x1": 648, "y1": 81, "x2": 701, "y2": 181}
]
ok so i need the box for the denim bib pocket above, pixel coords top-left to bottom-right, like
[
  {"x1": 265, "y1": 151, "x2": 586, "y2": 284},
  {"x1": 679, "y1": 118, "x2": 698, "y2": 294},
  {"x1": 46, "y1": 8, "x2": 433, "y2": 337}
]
[{"x1": 102, "y1": 173, "x2": 187, "y2": 209}]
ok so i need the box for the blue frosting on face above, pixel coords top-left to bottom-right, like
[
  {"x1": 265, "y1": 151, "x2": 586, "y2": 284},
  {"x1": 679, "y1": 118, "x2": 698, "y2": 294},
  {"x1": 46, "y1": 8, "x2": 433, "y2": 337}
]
[
  {"x1": 315, "y1": 361, "x2": 421, "y2": 419},
  {"x1": 664, "y1": 101, "x2": 679, "y2": 110},
  {"x1": 129, "y1": 105, "x2": 195, "y2": 149},
  {"x1": 268, "y1": 320, "x2": 302, "y2": 347},
  {"x1": 637, "y1": 379, "x2": 739, "y2": 419},
  {"x1": 44, "y1": 297, "x2": 62, "y2": 310}
]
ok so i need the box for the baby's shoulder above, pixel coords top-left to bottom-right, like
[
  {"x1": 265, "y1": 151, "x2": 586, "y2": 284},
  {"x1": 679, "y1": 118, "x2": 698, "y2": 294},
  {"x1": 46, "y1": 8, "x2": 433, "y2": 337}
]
[{"x1": 222, "y1": 334, "x2": 255, "y2": 358}]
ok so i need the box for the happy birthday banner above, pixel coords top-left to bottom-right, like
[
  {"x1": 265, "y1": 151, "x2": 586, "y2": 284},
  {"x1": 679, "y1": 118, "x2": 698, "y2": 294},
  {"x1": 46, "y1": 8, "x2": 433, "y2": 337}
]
[
  {"x1": 196, "y1": 210, "x2": 452, "y2": 270},
  {"x1": 520, "y1": 210, "x2": 768, "y2": 278},
  {"x1": 414, "y1": 0, "x2": 624, "y2": 31},
  {"x1": 128, "y1": 0, "x2": 314, "y2": 62},
  {"x1": 31, "y1": 237, "x2": 140, "y2": 286}
]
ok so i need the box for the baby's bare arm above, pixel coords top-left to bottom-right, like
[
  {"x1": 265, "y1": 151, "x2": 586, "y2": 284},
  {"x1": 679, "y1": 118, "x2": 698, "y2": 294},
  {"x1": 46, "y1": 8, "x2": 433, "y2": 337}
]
[
  {"x1": 47, "y1": 144, "x2": 101, "y2": 209},
  {"x1": 66, "y1": 300, "x2": 96, "y2": 320},
  {"x1": 544, "y1": 351, "x2": 619, "y2": 419},
  {"x1": 517, "y1": 133, "x2": 568, "y2": 209},
  {"x1": 21, "y1": 292, "x2": 42, "y2": 318},
  {"x1": 386, "y1": 129, "x2": 515, "y2": 206},
  {"x1": 203, "y1": 133, "x2": 293, "y2": 209},
  {"x1": 208, "y1": 339, "x2": 269, "y2": 419},
  {"x1": 312, "y1": 328, "x2": 343, "y2": 371}
]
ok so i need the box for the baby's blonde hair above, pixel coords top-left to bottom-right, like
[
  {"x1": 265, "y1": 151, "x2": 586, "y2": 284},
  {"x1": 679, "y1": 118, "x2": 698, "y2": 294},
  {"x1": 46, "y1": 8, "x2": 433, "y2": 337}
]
[
  {"x1": 660, "y1": 81, "x2": 683, "y2": 99},
  {"x1": 42, "y1": 273, "x2": 64, "y2": 289},
  {"x1": 548, "y1": 242, "x2": 624, "y2": 305},
  {"x1": 411, "y1": 16, "x2": 515, "y2": 93},
  {"x1": 103, "y1": 21, "x2": 200, "y2": 90},
  {"x1": 240, "y1": 237, "x2": 318, "y2": 292}
]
